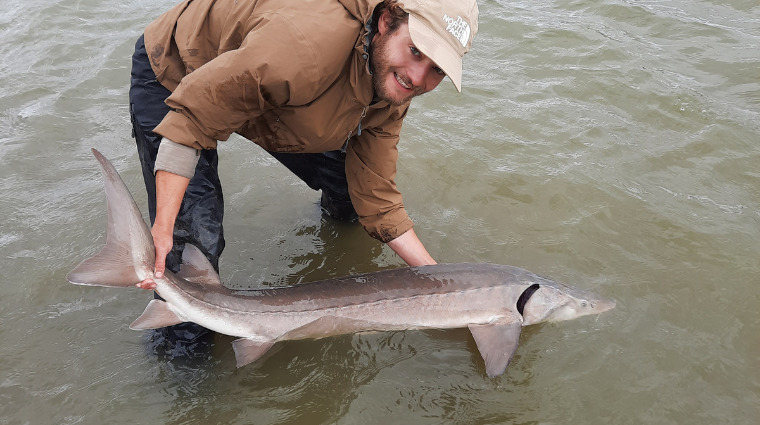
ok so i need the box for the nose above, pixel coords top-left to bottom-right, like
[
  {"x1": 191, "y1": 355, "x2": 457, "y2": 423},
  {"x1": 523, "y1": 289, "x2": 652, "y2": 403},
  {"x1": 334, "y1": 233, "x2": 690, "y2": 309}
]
[
  {"x1": 407, "y1": 59, "x2": 434, "y2": 89},
  {"x1": 410, "y1": 59, "x2": 445, "y2": 93}
]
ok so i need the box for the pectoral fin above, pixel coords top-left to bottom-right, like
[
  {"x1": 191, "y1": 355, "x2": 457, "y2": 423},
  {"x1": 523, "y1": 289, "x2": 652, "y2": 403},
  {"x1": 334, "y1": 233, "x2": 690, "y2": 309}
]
[
  {"x1": 468, "y1": 321, "x2": 523, "y2": 377},
  {"x1": 232, "y1": 338, "x2": 275, "y2": 368},
  {"x1": 129, "y1": 300, "x2": 185, "y2": 330}
]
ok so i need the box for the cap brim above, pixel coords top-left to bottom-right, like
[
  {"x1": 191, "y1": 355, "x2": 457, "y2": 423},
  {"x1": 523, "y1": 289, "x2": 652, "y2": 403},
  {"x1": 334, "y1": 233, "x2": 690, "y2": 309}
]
[{"x1": 408, "y1": 14, "x2": 463, "y2": 92}]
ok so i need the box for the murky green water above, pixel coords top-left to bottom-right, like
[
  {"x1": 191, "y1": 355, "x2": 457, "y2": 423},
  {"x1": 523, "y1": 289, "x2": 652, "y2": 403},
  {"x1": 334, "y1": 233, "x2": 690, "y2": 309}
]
[{"x1": 1, "y1": 0, "x2": 758, "y2": 424}]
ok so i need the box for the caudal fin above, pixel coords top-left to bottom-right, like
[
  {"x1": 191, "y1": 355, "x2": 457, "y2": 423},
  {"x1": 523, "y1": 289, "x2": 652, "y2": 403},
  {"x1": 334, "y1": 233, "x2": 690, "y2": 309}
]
[{"x1": 66, "y1": 149, "x2": 155, "y2": 287}]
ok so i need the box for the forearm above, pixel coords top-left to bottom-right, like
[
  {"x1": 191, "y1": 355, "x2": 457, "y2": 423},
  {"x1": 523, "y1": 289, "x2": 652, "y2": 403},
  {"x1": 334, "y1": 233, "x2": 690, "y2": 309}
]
[
  {"x1": 152, "y1": 137, "x2": 198, "y2": 231},
  {"x1": 386, "y1": 228, "x2": 437, "y2": 267},
  {"x1": 153, "y1": 170, "x2": 190, "y2": 233},
  {"x1": 136, "y1": 169, "x2": 189, "y2": 286}
]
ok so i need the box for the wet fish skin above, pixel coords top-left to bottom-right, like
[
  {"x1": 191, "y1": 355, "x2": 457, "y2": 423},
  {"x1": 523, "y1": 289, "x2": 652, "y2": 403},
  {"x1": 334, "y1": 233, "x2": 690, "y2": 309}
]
[{"x1": 67, "y1": 149, "x2": 615, "y2": 377}]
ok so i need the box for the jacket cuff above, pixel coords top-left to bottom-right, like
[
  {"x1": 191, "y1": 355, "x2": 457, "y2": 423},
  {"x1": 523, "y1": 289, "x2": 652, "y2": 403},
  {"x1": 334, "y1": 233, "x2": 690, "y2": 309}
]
[
  {"x1": 153, "y1": 110, "x2": 217, "y2": 150},
  {"x1": 154, "y1": 138, "x2": 200, "y2": 179},
  {"x1": 360, "y1": 209, "x2": 415, "y2": 243}
]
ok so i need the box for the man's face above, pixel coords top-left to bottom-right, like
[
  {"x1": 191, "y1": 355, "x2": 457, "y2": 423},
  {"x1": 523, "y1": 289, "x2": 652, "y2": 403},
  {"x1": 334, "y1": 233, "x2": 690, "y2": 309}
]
[{"x1": 370, "y1": 12, "x2": 447, "y2": 106}]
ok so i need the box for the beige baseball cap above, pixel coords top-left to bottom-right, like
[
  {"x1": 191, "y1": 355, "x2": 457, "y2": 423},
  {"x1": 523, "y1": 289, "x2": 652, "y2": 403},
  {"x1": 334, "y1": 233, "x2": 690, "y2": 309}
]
[{"x1": 399, "y1": 0, "x2": 479, "y2": 92}]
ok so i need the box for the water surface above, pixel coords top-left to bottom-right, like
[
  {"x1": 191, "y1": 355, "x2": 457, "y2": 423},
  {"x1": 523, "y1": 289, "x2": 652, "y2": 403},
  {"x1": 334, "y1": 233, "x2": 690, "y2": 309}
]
[{"x1": 1, "y1": 0, "x2": 758, "y2": 424}]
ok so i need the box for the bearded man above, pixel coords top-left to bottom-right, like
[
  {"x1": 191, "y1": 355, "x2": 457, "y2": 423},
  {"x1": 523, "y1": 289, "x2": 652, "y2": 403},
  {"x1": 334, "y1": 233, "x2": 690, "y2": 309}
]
[{"x1": 129, "y1": 0, "x2": 479, "y2": 353}]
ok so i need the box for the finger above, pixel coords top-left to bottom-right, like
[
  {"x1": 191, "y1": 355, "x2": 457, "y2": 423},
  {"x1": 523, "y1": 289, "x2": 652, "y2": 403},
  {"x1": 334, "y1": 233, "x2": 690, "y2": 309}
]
[
  {"x1": 136, "y1": 280, "x2": 156, "y2": 290},
  {"x1": 154, "y1": 251, "x2": 166, "y2": 279}
]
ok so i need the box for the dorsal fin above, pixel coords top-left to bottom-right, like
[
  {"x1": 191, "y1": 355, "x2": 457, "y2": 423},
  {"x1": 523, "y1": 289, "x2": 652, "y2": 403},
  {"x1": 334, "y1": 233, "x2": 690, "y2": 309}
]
[{"x1": 176, "y1": 244, "x2": 223, "y2": 286}]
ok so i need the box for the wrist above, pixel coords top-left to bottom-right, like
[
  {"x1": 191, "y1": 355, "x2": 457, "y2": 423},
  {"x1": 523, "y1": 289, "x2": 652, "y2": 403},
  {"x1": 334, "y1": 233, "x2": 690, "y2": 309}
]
[
  {"x1": 151, "y1": 220, "x2": 174, "y2": 234},
  {"x1": 387, "y1": 229, "x2": 436, "y2": 267}
]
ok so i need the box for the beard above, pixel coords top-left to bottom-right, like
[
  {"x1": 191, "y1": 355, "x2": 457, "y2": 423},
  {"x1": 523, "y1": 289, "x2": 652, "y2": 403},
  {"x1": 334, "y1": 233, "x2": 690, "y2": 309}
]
[{"x1": 369, "y1": 33, "x2": 424, "y2": 106}]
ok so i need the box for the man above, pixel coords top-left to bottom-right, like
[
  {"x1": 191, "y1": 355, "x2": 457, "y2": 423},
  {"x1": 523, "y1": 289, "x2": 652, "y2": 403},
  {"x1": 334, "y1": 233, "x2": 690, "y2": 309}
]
[{"x1": 129, "y1": 0, "x2": 478, "y2": 353}]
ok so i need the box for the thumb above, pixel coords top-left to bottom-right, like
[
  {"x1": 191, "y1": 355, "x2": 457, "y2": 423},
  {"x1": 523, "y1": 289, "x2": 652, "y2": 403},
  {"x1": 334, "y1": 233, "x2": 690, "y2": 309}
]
[
  {"x1": 154, "y1": 248, "x2": 167, "y2": 279},
  {"x1": 151, "y1": 225, "x2": 172, "y2": 280}
]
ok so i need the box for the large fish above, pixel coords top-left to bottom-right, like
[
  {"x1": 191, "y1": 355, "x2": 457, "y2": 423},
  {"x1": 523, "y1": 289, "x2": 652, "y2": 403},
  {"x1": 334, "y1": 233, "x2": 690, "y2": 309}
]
[{"x1": 68, "y1": 149, "x2": 615, "y2": 376}]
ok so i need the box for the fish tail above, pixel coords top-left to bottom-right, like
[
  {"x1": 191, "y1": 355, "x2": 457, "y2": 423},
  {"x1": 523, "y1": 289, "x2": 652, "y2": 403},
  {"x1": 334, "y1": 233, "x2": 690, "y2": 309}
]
[{"x1": 66, "y1": 149, "x2": 155, "y2": 288}]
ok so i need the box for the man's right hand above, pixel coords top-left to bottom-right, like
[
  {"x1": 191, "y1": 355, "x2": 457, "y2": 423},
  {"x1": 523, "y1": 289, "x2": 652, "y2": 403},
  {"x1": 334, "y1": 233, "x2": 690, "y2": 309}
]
[{"x1": 136, "y1": 224, "x2": 174, "y2": 290}]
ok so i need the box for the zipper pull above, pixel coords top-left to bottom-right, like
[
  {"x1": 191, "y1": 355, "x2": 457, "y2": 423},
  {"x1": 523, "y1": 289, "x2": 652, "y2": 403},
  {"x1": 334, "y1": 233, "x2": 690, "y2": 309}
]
[
  {"x1": 356, "y1": 106, "x2": 368, "y2": 136},
  {"x1": 344, "y1": 107, "x2": 369, "y2": 152}
]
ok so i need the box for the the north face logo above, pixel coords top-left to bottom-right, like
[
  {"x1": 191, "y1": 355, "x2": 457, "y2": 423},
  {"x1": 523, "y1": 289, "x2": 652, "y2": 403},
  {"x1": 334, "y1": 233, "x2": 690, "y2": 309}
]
[{"x1": 442, "y1": 14, "x2": 471, "y2": 48}]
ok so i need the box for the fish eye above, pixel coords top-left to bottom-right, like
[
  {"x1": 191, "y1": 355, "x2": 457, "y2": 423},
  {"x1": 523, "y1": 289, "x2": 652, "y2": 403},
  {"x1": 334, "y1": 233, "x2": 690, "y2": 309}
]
[{"x1": 580, "y1": 301, "x2": 588, "y2": 308}]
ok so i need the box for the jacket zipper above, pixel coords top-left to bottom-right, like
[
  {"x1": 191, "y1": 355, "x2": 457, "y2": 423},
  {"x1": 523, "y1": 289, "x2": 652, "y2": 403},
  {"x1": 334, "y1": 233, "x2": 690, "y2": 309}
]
[{"x1": 342, "y1": 106, "x2": 368, "y2": 153}]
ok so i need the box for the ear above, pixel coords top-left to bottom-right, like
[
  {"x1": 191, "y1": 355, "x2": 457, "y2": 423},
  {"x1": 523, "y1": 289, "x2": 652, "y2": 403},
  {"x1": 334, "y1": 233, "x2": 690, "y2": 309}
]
[{"x1": 377, "y1": 9, "x2": 392, "y2": 36}]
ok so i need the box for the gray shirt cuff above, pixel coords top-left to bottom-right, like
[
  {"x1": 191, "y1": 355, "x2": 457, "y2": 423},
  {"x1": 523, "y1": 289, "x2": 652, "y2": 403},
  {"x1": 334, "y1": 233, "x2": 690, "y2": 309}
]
[{"x1": 154, "y1": 138, "x2": 200, "y2": 179}]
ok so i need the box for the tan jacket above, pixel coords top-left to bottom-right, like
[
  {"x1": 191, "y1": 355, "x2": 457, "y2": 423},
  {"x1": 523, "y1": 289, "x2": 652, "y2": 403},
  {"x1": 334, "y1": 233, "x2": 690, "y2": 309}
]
[{"x1": 144, "y1": 0, "x2": 414, "y2": 242}]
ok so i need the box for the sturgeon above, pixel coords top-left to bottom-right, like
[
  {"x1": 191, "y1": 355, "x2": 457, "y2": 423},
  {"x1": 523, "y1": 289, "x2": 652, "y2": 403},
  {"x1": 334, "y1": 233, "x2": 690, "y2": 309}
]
[{"x1": 67, "y1": 149, "x2": 615, "y2": 376}]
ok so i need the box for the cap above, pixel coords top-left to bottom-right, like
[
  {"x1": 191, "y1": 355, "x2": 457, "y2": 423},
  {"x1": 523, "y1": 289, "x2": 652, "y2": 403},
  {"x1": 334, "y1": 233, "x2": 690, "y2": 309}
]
[{"x1": 399, "y1": 0, "x2": 479, "y2": 92}]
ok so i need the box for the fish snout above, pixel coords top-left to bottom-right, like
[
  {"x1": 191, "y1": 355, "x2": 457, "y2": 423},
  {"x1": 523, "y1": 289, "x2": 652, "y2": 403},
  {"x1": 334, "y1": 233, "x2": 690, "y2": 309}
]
[{"x1": 591, "y1": 297, "x2": 616, "y2": 313}]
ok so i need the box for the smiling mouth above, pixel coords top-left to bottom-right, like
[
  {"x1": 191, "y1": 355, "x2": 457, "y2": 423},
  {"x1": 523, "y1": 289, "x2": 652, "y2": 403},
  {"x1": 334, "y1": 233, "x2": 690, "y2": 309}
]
[{"x1": 395, "y1": 73, "x2": 411, "y2": 90}]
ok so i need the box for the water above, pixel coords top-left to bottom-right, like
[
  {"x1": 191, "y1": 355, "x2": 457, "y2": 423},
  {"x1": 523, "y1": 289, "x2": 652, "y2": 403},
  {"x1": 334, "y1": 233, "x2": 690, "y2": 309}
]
[{"x1": 1, "y1": 0, "x2": 758, "y2": 423}]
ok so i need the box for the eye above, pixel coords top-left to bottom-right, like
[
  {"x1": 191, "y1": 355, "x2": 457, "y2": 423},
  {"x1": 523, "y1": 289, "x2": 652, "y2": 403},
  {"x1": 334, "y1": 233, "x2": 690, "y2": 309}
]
[{"x1": 410, "y1": 46, "x2": 445, "y2": 76}]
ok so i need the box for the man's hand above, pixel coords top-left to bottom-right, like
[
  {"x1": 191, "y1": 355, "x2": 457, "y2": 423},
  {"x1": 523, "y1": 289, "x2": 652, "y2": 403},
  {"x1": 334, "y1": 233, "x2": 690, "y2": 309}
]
[
  {"x1": 151, "y1": 223, "x2": 174, "y2": 279},
  {"x1": 136, "y1": 224, "x2": 173, "y2": 290}
]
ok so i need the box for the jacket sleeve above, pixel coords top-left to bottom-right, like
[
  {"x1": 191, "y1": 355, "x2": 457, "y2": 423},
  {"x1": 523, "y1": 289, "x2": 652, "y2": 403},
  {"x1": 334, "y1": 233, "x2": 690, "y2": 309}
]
[
  {"x1": 345, "y1": 106, "x2": 414, "y2": 243},
  {"x1": 152, "y1": 12, "x2": 328, "y2": 150}
]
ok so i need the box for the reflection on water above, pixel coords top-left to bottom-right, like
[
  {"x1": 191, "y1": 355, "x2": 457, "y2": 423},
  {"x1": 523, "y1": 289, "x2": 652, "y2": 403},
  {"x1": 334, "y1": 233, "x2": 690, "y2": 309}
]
[{"x1": 1, "y1": 0, "x2": 758, "y2": 424}]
